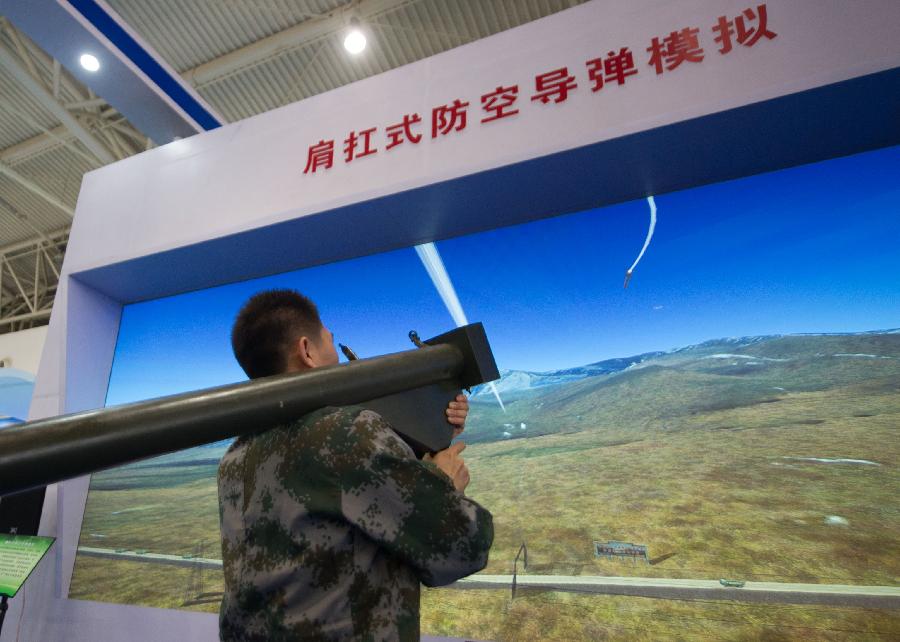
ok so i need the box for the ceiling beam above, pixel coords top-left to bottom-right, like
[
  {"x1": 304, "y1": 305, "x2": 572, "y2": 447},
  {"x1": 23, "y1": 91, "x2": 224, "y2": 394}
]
[
  {"x1": 0, "y1": 17, "x2": 88, "y2": 104},
  {"x1": 0, "y1": 126, "x2": 73, "y2": 164},
  {"x1": 0, "y1": 161, "x2": 75, "y2": 217},
  {"x1": 2, "y1": 256, "x2": 35, "y2": 313},
  {"x1": 0, "y1": 228, "x2": 68, "y2": 256},
  {"x1": 41, "y1": 245, "x2": 60, "y2": 280},
  {"x1": 183, "y1": 0, "x2": 417, "y2": 87},
  {"x1": 0, "y1": 97, "x2": 101, "y2": 166},
  {"x1": 0, "y1": 41, "x2": 116, "y2": 164},
  {"x1": 0, "y1": 308, "x2": 51, "y2": 326}
]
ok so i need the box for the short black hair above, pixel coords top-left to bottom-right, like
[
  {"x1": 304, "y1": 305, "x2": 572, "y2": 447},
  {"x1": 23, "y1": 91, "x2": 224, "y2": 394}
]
[{"x1": 231, "y1": 289, "x2": 323, "y2": 379}]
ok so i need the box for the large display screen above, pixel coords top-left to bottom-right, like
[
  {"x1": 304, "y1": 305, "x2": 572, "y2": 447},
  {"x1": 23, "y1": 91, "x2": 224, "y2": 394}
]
[
  {"x1": 0, "y1": 368, "x2": 35, "y2": 427},
  {"x1": 69, "y1": 145, "x2": 899, "y2": 639}
]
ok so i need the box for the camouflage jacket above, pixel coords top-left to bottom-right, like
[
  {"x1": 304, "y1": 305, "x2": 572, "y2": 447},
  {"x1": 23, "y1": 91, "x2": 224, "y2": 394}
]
[{"x1": 217, "y1": 405, "x2": 494, "y2": 641}]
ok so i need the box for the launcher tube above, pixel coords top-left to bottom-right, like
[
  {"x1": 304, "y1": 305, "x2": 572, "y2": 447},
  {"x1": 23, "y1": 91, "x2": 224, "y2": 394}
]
[{"x1": 0, "y1": 344, "x2": 464, "y2": 496}]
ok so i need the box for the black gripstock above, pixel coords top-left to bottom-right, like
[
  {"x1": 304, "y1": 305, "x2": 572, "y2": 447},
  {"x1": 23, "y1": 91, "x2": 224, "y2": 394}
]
[{"x1": 0, "y1": 323, "x2": 499, "y2": 496}]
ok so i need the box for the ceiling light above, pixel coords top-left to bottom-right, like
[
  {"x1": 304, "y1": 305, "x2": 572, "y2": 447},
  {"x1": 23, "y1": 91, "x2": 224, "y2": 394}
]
[
  {"x1": 343, "y1": 18, "x2": 367, "y2": 55},
  {"x1": 80, "y1": 53, "x2": 100, "y2": 72}
]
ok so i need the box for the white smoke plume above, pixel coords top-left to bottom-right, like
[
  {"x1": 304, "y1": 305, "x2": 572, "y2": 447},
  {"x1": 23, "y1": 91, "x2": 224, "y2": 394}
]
[
  {"x1": 415, "y1": 242, "x2": 506, "y2": 412},
  {"x1": 624, "y1": 196, "x2": 657, "y2": 288}
]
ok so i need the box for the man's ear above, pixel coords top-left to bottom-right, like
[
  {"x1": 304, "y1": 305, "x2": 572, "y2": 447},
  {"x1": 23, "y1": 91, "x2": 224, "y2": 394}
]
[{"x1": 295, "y1": 335, "x2": 316, "y2": 369}]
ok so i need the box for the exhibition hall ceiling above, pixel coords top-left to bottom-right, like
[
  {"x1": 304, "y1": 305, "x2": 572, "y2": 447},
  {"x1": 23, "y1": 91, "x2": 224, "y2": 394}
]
[{"x1": 0, "y1": 0, "x2": 586, "y2": 333}]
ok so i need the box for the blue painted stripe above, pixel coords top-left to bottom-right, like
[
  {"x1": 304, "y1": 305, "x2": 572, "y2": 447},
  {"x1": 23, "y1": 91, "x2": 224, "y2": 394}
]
[{"x1": 65, "y1": 0, "x2": 222, "y2": 131}]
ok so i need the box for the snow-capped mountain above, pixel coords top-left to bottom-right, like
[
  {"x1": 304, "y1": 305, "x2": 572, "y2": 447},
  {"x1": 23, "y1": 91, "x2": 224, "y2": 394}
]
[
  {"x1": 471, "y1": 350, "x2": 666, "y2": 397},
  {"x1": 471, "y1": 329, "x2": 900, "y2": 399}
]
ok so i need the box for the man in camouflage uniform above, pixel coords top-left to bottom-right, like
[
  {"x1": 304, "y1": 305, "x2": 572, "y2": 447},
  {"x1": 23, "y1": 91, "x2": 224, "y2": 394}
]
[{"x1": 218, "y1": 290, "x2": 494, "y2": 641}]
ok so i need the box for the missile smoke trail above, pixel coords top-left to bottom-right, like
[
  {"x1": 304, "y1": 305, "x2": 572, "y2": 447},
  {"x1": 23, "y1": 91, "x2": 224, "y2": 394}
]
[
  {"x1": 414, "y1": 243, "x2": 506, "y2": 412},
  {"x1": 624, "y1": 195, "x2": 657, "y2": 289},
  {"x1": 414, "y1": 243, "x2": 469, "y2": 327}
]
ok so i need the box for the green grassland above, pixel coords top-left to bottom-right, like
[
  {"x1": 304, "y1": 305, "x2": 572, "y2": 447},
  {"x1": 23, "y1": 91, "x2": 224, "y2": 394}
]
[{"x1": 68, "y1": 332, "x2": 900, "y2": 639}]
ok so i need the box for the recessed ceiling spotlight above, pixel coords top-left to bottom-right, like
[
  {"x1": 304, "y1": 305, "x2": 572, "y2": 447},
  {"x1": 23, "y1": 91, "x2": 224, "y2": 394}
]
[
  {"x1": 80, "y1": 53, "x2": 100, "y2": 72},
  {"x1": 343, "y1": 18, "x2": 367, "y2": 55}
]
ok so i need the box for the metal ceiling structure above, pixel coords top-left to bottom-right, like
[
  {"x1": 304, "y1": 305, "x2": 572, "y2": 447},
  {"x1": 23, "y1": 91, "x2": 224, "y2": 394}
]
[{"x1": 0, "y1": 0, "x2": 585, "y2": 333}]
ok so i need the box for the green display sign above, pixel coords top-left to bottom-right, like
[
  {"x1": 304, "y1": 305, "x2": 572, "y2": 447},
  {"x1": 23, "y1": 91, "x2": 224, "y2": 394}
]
[{"x1": 0, "y1": 535, "x2": 54, "y2": 597}]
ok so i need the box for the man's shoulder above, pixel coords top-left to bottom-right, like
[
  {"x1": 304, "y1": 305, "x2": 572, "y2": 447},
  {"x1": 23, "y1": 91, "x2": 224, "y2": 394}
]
[
  {"x1": 297, "y1": 406, "x2": 416, "y2": 469},
  {"x1": 269, "y1": 405, "x2": 397, "y2": 456},
  {"x1": 222, "y1": 406, "x2": 403, "y2": 476},
  {"x1": 301, "y1": 405, "x2": 403, "y2": 448},
  {"x1": 219, "y1": 406, "x2": 386, "y2": 489},
  {"x1": 242, "y1": 405, "x2": 368, "y2": 443},
  {"x1": 293, "y1": 405, "x2": 384, "y2": 434}
]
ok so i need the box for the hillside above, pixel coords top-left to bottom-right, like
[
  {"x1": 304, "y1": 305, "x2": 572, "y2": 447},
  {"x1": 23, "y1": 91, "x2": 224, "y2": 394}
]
[
  {"x1": 465, "y1": 330, "x2": 900, "y2": 444},
  {"x1": 71, "y1": 328, "x2": 900, "y2": 640}
]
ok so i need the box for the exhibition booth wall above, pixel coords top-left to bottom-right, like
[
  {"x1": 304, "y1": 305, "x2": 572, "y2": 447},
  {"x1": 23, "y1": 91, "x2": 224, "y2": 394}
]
[
  {"x1": 68, "y1": 145, "x2": 900, "y2": 640},
  {"x1": 4, "y1": 1, "x2": 900, "y2": 640}
]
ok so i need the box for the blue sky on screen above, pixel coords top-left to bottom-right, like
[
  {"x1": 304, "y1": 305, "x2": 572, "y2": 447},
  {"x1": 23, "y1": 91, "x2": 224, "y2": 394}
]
[{"x1": 106, "y1": 145, "x2": 900, "y2": 407}]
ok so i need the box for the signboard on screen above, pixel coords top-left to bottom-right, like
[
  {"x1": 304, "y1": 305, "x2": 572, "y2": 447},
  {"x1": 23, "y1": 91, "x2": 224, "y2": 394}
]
[{"x1": 594, "y1": 540, "x2": 650, "y2": 564}]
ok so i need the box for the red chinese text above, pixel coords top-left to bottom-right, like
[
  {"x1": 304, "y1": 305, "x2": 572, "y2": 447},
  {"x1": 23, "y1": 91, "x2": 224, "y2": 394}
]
[
  {"x1": 385, "y1": 113, "x2": 423, "y2": 150},
  {"x1": 586, "y1": 47, "x2": 638, "y2": 91},
  {"x1": 343, "y1": 128, "x2": 378, "y2": 162},
  {"x1": 647, "y1": 27, "x2": 704, "y2": 74},
  {"x1": 531, "y1": 67, "x2": 577, "y2": 104},
  {"x1": 713, "y1": 4, "x2": 777, "y2": 54},
  {"x1": 303, "y1": 7, "x2": 783, "y2": 176},
  {"x1": 481, "y1": 85, "x2": 520, "y2": 123},
  {"x1": 432, "y1": 99, "x2": 469, "y2": 138},
  {"x1": 303, "y1": 139, "x2": 334, "y2": 174}
]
